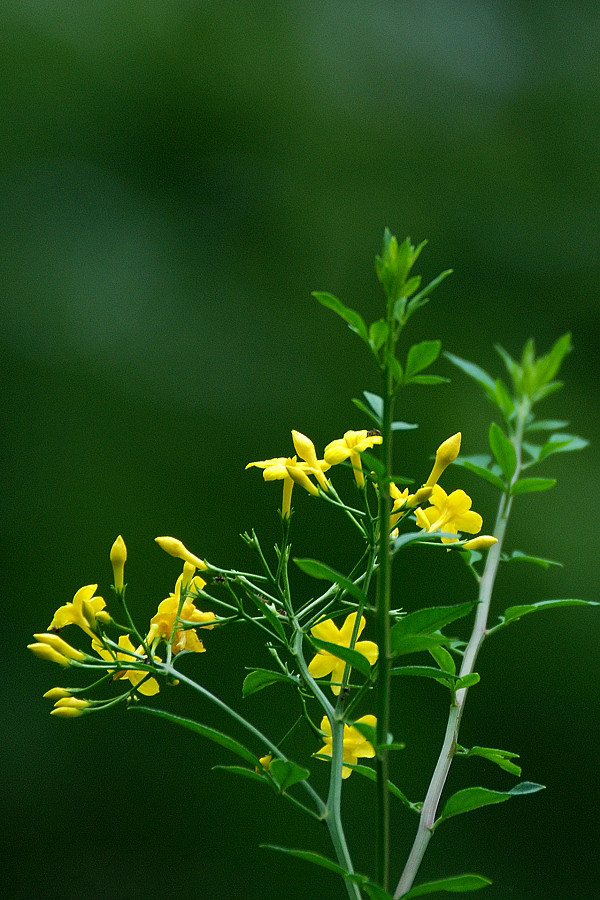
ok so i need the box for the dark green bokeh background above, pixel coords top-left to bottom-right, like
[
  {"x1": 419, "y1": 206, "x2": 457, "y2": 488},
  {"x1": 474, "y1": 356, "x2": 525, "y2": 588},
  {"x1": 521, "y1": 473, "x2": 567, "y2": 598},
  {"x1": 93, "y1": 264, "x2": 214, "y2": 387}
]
[{"x1": 4, "y1": 3, "x2": 599, "y2": 898}]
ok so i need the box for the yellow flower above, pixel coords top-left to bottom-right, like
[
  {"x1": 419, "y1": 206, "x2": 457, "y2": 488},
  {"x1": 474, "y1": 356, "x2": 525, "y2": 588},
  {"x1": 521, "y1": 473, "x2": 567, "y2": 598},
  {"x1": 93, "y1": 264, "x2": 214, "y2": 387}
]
[
  {"x1": 324, "y1": 430, "x2": 383, "y2": 489},
  {"x1": 316, "y1": 715, "x2": 377, "y2": 778},
  {"x1": 424, "y1": 432, "x2": 461, "y2": 487},
  {"x1": 415, "y1": 484, "x2": 483, "y2": 544},
  {"x1": 390, "y1": 483, "x2": 433, "y2": 530},
  {"x1": 48, "y1": 584, "x2": 109, "y2": 638},
  {"x1": 246, "y1": 430, "x2": 330, "y2": 517},
  {"x1": 258, "y1": 754, "x2": 272, "y2": 772},
  {"x1": 32, "y1": 633, "x2": 86, "y2": 661},
  {"x1": 147, "y1": 572, "x2": 215, "y2": 655},
  {"x1": 462, "y1": 535, "x2": 498, "y2": 551},
  {"x1": 110, "y1": 535, "x2": 127, "y2": 591},
  {"x1": 92, "y1": 634, "x2": 160, "y2": 696},
  {"x1": 308, "y1": 612, "x2": 378, "y2": 695}
]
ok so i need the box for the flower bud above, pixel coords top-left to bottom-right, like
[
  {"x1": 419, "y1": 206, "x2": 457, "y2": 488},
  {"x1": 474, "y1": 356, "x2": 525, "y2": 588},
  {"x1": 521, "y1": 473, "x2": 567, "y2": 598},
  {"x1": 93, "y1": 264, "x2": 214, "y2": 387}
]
[
  {"x1": 54, "y1": 697, "x2": 90, "y2": 709},
  {"x1": 27, "y1": 643, "x2": 71, "y2": 667},
  {"x1": 110, "y1": 535, "x2": 127, "y2": 591},
  {"x1": 462, "y1": 535, "x2": 498, "y2": 551},
  {"x1": 43, "y1": 687, "x2": 72, "y2": 700},
  {"x1": 50, "y1": 706, "x2": 87, "y2": 718},
  {"x1": 155, "y1": 536, "x2": 207, "y2": 570},
  {"x1": 181, "y1": 561, "x2": 196, "y2": 588},
  {"x1": 286, "y1": 464, "x2": 319, "y2": 496},
  {"x1": 405, "y1": 486, "x2": 434, "y2": 508},
  {"x1": 425, "y1": 432, "x2": 461, "y2": 487},
  {"x1": 33, "y1": 633, "x2": 86, "y2": 661},
  {"x1": 291, "y1": 430, "x2": 319, "y2": 468}
]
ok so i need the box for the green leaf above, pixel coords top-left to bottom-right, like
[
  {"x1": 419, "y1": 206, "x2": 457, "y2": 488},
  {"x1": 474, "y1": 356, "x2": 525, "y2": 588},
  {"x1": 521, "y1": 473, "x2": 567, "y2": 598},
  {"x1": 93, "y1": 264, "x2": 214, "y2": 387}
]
[
  {"x1": 391, "y1": 602, "x2": 477, "y2": 642},
  {"x1": 212, "y1": 765, "x2": 267, "y2": 783},
  {"x1": 511, "y1": 477, "x2": 556, "y2": 495},
  {"x1": 360, "y1": 450, "x2": 385, "y2": 478},
  {"x1": 391, "y1": 420, "x2": 419, "y2": 431},
  {"x1": 391, "y1": 664, "x2": 459, "y2": 684},
  {"x1": 438, "y1": 782, "x2": 544, "y2": 824},
  {"x1": 310, "y1": 637, "x2": 373, "y2": 679},
  {"x1": 455, "y1": 673, "x2": 480, "y2": 690},
  {"x1": 311, "y1": 292, "x2": 368, "y2": 342},
  {"x1": 406, "y1": 374, "x2": 450, "y2": 385},
  {"x1": 402, "y1": 874, "x2": 492, "y2": 897},
  {"x1": 494, "y1": 343, "x2": 521, "y2": 388},
  {"x1": 444, "y1": 352, "x2": 496, "y2": 393},
  {"x1": 452, "y1": 457, "x2": 506, "y2": 492},
  {"x1": 501, "y1": 550, "x2": 562, "y2": 570},
  {"x1": 494, "y1": 378, "x2": 514, "y2": 421},
  {"x1": 369, "y1": 318, "x2": 389, "y2": 351},
  {"x1": 406, "y1": 340, "x2": 442, "y2": 377},
  {"x1": 363, "y1": 390, "x2": 384, "y2": 419},
  {"x1": 545, "y1": 433, "x2": 588, "y2": 453},
  {"x1": 457, "y1": 745, "x2": 522, "y2": 777},
  {"x1": 133, "y1": 707, "x2": 259, "y2": 765},
  {"x1": 495, "y1": 598, "x2": 599, "y2": 630},
  {"x1": 407, "y1": 268, "x2": 453, "y2": 309},
  {"x1": 242, "y1": 668, "x2": 296, "y2": 698},
  {"x1": 428, "y1": 644, "x2": 456, "y2": 675},
  {"x1": 385, "y1": 350, "x2": 404, "y2": 383},
  {"x1": 534, "y1": 332, "x2": 571, "y2": 386},
  {"x1": 343, "y1": 763, "x2": 418, "y2": 810},
  {"x1": 488, "y1": 422, "x2": 517, "y2": 481},
  {"x1": 245, "y1": 587, "x2": 287, "y2": 640},
  {"x1": 294, "y1": 558, "x2": 368, "y2": 604},
  {"x1": 390, "y1": 634, "x2": 451, "y2": 657},
  {"x1": 532, "y1": 380, "x2": 563, "y2": 403},
  {"x1": 261, "y1": 845, "x2": 350, "y2": 878},
  {"x1": 352, "y1": 397, "x2": 381, "y2": 427},
  {"x1": 525, "y1": 419, "x2": 569, "y2": 432},
  {"x1": 269, "y1": 759, "x2": 310, "y2": 791}
]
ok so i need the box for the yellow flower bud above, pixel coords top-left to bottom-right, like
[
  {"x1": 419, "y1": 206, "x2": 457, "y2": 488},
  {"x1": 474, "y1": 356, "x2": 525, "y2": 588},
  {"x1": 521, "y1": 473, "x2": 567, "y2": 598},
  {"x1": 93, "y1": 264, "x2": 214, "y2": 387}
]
[
  {"x1": 462, "y1": 535, "x2": 498, "y2": 551},
  {"x1": 181, "y1": 561, "x2": 196, "y2": 587},
  {"x1": 50, "y1": 706, "x2": 87, "y2": 718},
  {"x1": 33, "y1": 633, "x2": 86, "y2": 661},
  {"x1": 405, "y1": 485, "x2": 434, "y2": 508},
  {"x1": 291, "y1": 430, "x2": 319, "y2": 469},
  {"x1": 54, "y1": 697, "x2": 91, "y2": 709},
  {"x1": 425, "y1": 432, "x2": 462, "y2": 487},
  {"x1": 43, "y1": 687, "x2": 72, "y2": 700},
  {"x1": 27, "y1": 643, "x2": 71, "y2": 667},
  {"x1": 110, "y1": 535, "x2": 127, "y2": 591},
  {"x1": 155, "y1": 536, "x2": 207, "y2": 570},
  {"x1": 257, "y1": 754, "x2": 272, "y2": 772}
]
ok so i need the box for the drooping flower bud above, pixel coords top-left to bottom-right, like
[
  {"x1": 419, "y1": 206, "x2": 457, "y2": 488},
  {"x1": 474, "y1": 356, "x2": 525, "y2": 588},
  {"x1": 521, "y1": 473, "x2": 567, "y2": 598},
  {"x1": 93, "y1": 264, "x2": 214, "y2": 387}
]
[
  {"x1": 155, "y1": 536, "x2": 207, "y2": 570},
  {"x1": 425, "y1": 432, "x2": 461, "y2": 487}
]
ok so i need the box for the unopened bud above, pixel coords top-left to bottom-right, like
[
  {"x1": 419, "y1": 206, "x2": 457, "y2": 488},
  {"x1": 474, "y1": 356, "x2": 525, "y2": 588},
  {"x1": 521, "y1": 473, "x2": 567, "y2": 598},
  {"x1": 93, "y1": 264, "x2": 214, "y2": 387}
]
[
  {"x1": 155, "y1": 536, "x2": 207, "y2": 570},
  {"x1": 405, "y1": 486, "x2": 434, "y2": 508},
  {"x1": 28, "y1": 643, "x2": 71, "y2": 667},
  {"x1": 33, "y1": 633, "x2": 86, "y2": 661},
  {"x1": 286, "y1": 465, "x2": 319, "y2": 496},
  {"x1": 462, "y1": 535, "x2": 498, "y2": 551},
  {"x1": 181, "y1": 561, "x2": 196, "y2": 587},
  {"x1": 425, "y1": 432, "x2": 461, "y2": 487},
  {"x1": 110, "y1": 535, "x2": 127, "y2": 591},
  {"x1": 54, "y1": 697, "x2": 91, "y2": 709},
  {"x1": 43, "y1": 687, "x2": 72, "y2": 700},
  {"x1": 50, "y1": 706, "x2": 87, "y2": 718}
]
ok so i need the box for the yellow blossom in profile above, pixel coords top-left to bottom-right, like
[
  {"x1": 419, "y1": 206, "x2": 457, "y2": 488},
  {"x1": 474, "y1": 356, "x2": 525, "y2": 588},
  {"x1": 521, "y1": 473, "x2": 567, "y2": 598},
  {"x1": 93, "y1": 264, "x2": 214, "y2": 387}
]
[
  {"x1": 462, "y1": 535, "x2": 498, "y2": 551},
  {"x1": 246, "y1": 430, "x2": 330, "y2": 517},
  {"x1": 147, "y1": 572, "x2": 215, "y2": 655},
  {"x1": 93, "y1": 635, "x2": 160, "y2": 696},
  {"x1": 308, "y1": 612, "x2": 378, "y2": 695},
  {"x1": 324, "y1": 429, "x2": 383, "y2": 489},
  {"x1": 48, "y1": 585, "x2": 109, "y2": 638},
  {"x1": 416, "y1": 484, "x2": 483, "y2": 544},
  {"x1": 316, "y1": 715, "x2": 377, "y2": 778},
  {"x1": 154, "y1": 537, "x2": 207, "y2": 570}
]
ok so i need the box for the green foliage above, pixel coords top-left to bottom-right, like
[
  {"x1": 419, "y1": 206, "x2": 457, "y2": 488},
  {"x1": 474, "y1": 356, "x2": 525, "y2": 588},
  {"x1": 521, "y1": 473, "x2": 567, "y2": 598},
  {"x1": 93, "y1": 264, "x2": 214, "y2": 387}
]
[
  {"x1": 490, "y1": 599, "x2": 599, "y2": 634},
  {"x1": 437, "y1": 782, "x2": 545, "y2": 826},
  {"x1": 501, "y1": 550, "x2": 562, "y2": 569},
  {"x1": 133, "y1": 706, "x2": 259, "y2": 765},
  {"x1": 456, "y1": 745, "x2": 522, "y2": 777},
  {"x1": 294, "y1": 557, "x2": 369, "y2": 604},
  {"x1": 402, "y1": 874, "x2": 493, "y2": 897},
  {"x1": 242, "y1": 668, "x2": 297, "y2": 697}
]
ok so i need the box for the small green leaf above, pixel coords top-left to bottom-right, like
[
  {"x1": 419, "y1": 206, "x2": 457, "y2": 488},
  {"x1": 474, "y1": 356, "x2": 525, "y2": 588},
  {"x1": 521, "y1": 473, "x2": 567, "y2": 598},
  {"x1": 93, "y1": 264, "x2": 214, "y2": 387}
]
[
  {"x1": 546, "y1": 433, "x2": 588, "y2": 453},
  {"x1": 391, "y1": 420, "x2": 419, "y2": 431},
  {"x1": 452, "y1": 458, "x2": 506, "y2": 492},
  {"x1": 352, "y1": 397, "x2": 381, "y2": 427},
  {"x1": 242, "y1": 668, "x2": 295, "y2": 698},
  {"x1": 390, "y1": 634, "x2": 451, "y2": 656},
  {"x1": 385, "y1": 350, "x2": 404, "y2": 383},
  {"x1": 269, "y1": 759, "x2": 310, "y2": 791},
  {"x1": 444, "y1": 352, "x2": 496, "y2": 393},
  {"x1": 369, "y1": 318, "x2": 389, "y2": 351},
  {"x1": 406, "y1": 374, "x2": 450, "y2": 385},
  {"x1": 310, "y1": 637, "x2": 373, "y2": 679},
  {"x1": 494, "y1": 378, "x2": 514, "y2": 421},
  {"x1": 391, "y1": 665, "x2": 459, "y2": 684},
  {"x1": 212, "y1": 765, "x2": 266, "y2": 783},
  {"x1": 494, "y1": 343, "x2": 521, "y2": 387},
  {"x1": 363, "y1": 389, "x2": 383, "y2": 417},
  {"x1": 391, "y1": 602, "x2": 476, "y2": 642},
  {"x1": 496, "y1": 598, "x2": 598, "y2": 630},
  {"x1": 458, "y1": 745, "x2": 521, "y2": 777},
  {"x1": 360, "y1": 450, "x2": 385, "y2": 478},
  {"x1": 407, "y1": 268, "x2": 453, "y2": 309},
  {"x1": 532, "y1": 380, "x2": 563, "y2": 403},
  {"x1": 294, "y1": 558, "x2": 368, "y2": 604},
  {"x1": 455, "y1": 673, "x2": 480, "y2": 690},
  {"x1": 402, "y1": 874, "x2": 492, "y2": 897},
  {"x1": 133, "y1": 707, "x2": 259, "y2": 765},
  {"x1": 511, "y1": 477, "x2": 556, "y2": 495},
  {"x1": 525, "y1": 419, "x2": 569, "y2": 432},
  {"x1": 534, "y1": 332, "x2": 571, "y2": 386},
  {"x1": 261, "y1": 845, "x2": 350, "y2": 878},
  {"x1": 489, "y1": 422, "x2": 517, "y2": 481},
  {"x1": 312, "y1": 292, "x2": 368, "y2": 342},
  {"x1": 428, "y1": 644, "x2": 456, "y2": 675},
  {"x1": 502, "y1": 550, "x2": 562, "y2": 570},
  {"x1": 245, "y1": 588, "x2": 287, "y2": 640},
  {"x1": 438, "y1": 782, "x2": 544, "y2": 824},
  {"x1": 406, "y1": 340, "x2": 442, "y2": 377}
]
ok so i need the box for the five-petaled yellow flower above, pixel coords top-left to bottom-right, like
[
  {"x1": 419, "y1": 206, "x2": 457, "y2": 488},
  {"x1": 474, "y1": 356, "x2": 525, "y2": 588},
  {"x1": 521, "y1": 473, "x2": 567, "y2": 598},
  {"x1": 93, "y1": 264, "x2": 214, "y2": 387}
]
[
  {"x1": 246, "y1": 430, "x2": 330, "y2": 518},
  {"x1": 48, "y1": 585, "x2": 110, "y2": 638},
  {"x1": 316, "y1": 714, "x2": 377, "y2": 778},
  {"x1": 415, "y1": 484, "x2": 483, "y2": 544},
  {"x1": 308, "y1": 612, "x2": 378, "y2": 695},
  {"x1": 93, "y1": 634, "x2": 160, "y2": 696},
  {"x1": 147, "y1": 572, "x2": 216, "y2": 654},
  {"x1": 324, "y1": 430, "x2": 383, "y2": 489}
]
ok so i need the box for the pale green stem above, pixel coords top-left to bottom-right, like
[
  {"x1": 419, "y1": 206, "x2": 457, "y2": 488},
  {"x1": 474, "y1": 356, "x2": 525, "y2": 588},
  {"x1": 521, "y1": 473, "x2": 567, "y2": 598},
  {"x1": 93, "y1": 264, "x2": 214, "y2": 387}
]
[{"x1": 393, "y1": 401, "x2": 529, "y2": 898}]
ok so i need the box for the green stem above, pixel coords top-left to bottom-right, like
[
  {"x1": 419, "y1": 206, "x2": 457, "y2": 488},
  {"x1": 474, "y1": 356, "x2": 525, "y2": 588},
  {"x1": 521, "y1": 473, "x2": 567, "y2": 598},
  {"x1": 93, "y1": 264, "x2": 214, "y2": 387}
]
[
  {"x1": 393, "y1": 401, "x2": 529, "y2": 898},
  {"x1": 375, "y1": 359, "x2": 395, "y2": 892}
]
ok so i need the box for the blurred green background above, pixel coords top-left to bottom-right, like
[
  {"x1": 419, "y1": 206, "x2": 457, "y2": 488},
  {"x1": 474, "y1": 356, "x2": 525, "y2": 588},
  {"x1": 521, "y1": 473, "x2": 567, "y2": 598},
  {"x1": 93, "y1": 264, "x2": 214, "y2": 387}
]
[{"x1": 4, "y1": 2, "x2": 599, "y2": 898}]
